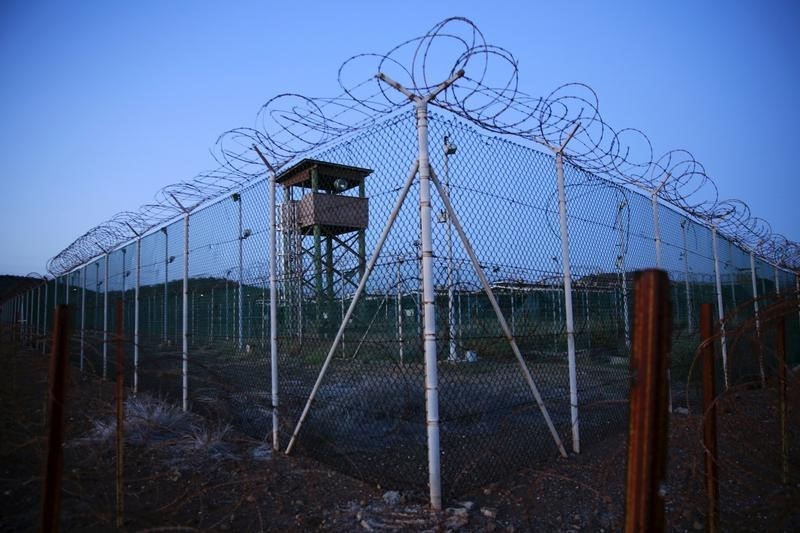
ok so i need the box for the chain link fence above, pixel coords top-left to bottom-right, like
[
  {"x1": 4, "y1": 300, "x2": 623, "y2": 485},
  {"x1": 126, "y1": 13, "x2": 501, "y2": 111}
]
[{"x1": 2, "y1": 108, "x2": 799, "y2": 498}]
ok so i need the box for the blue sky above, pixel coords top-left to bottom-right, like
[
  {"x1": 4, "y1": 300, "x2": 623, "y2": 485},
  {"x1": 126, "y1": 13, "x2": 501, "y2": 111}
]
[{"x1": 1, "y1": 1, "x2": 798, "y2": 276}]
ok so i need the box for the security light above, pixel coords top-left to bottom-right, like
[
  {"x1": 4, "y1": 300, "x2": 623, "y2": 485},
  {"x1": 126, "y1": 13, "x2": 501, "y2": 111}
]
[
  {"x1": 231, "y1": 193, "x2": 241, "y2": 202},
  {"x1": 444, "y1": 135, "x2": 457, "y2": 155},
  {"x1": 242, "y1": 228, "x2": 252, "y2": 239},
  {"x1": 333, "y1": 178, "x2": 348, "y2": 192}
]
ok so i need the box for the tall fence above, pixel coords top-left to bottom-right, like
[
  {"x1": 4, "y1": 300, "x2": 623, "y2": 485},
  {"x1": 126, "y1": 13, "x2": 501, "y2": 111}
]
[{"x1": 3, "y1": 108, "x2": 798, "y2": 500}]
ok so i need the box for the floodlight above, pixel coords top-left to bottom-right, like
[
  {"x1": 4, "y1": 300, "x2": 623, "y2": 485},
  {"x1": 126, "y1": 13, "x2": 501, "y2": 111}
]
[{"x1": 333, "y1": 178, "x2": 348, "y2": 192}]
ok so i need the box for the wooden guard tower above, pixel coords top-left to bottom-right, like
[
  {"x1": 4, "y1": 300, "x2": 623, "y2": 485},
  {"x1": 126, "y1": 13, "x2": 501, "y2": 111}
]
[{"x1": 277, "y1": 159, "x2": 372, "y2": 325}]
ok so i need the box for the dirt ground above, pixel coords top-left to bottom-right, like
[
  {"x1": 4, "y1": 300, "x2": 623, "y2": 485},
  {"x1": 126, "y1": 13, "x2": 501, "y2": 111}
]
[{"x1": 1, "y1": 339, "x2": 798, "y2": 532}]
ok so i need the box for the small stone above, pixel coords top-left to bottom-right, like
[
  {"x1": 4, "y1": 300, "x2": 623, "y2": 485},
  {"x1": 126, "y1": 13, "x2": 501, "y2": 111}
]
[
  {"x1": 383, "y1": 490, "x2": 402, "y2": 506},
  {"x1": 674, "y1": 407, "x2": 689, "y2": 415},
  {"x1": 360, "y1": 519, "x2": 374, "y2": 531},
  {"x1": 245, "y1": 494, "x2": 256, "y2": 503},
  {"x1": 458, "y1": 500, "x2": 475, "y2": 510},
  {"x1": 251, "y1": 444, "x2": 272, "y2": 461},
  {"x1": 481, "y1": 507, "x2": 497, "y2": 519},
  {"x1": 693, "y1": 520, "x2": 704, "y2": 530},
  {"x1": 446, "y1": 507, "x2": 469, "y2": 529}
]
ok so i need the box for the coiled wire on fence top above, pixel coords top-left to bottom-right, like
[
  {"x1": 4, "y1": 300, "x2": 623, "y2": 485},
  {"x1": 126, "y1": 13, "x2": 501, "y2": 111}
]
[{"x1": 47, "y1": 17, "x2": 798, "y2": 276}]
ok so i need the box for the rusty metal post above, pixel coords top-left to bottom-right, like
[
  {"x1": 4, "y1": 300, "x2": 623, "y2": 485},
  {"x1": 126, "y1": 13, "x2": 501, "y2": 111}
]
[
  {"x1": 41, "y1": 305, "x2": 70, "y2": 533},
  {"x1": 115, "y1": 299, "x2": 125, "y2": 527},
  {"x1": 625, "y1": 269, "x2": 671, "y2": 533},
  {"x1": 700, "y1": 303, "x2": 720, "y2": 532},
  {"x1": 777, "y1": 312, "x2": 787, "y2": 484}
]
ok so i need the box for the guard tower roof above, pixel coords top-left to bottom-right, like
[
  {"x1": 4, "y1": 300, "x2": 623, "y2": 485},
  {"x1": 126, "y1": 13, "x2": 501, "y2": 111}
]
[{"x1": 275, "y1": 158, "x2": 373, "y2": 193}]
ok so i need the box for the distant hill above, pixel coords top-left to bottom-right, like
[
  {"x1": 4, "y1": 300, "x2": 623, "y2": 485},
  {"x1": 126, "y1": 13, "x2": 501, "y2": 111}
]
[{"x1": 0, "y1": 275, "x2": 45, "y2": 304}]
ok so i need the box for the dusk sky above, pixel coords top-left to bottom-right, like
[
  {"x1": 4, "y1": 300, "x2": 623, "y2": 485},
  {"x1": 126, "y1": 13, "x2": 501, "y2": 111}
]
[{"x1": 1, "y1": 1, "x2": 798, "y2": 276}]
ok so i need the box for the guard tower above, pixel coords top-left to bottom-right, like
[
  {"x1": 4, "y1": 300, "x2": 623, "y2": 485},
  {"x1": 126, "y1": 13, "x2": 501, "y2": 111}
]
[{"x1": 277, "y1": 159, "x2": 372, "y2": 328}]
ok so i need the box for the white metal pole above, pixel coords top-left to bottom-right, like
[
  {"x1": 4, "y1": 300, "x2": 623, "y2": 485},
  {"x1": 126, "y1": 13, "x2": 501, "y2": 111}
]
[
  {"x1": 680, "y1": 220, "x2": 693, "y2": 331},
  {"x1": 236, "y1": 193, "x2": 244, "y2": 352},
  {"x1": 374, "y1": 70, "x2": 463, "y2": 510},
  {"x1": 711, "y1": 227, "x2": 729, "y2": 388},
  {"x1": 65, "y1": 273, "x2": 69, "y2": 306},
  {"x1": 269, "y1": 170, "x2": 279, "y2": 451},
  {"x1": 182, "y1": 213, "x2": 189, "y2": 411},
  {"x1": 35, "y1": 284, "x2": 40, "y2": 350},
  {"x1": 414, "y1": 100, "x2": 443, "y2": 507},
  {"x1": 444, "y1": 137, "x2": 457, "y2": 362},
  {"x1": 652, "y1": 192, "x2": 663, "y2": 269},
  {"x1": 42, "y1": 279, "x2": 48, "y2": 354},
  {"x1": 134, "y1": 237, "x2": 141, "y2": 395},
  {"x1": 617, "y1": 201, "x2": 631, "y2": 347},
  {"x1": 554, "y1": 128, "x2": 581, "y2": 454},
  {"x1": 162, "y1": 227, "x2": 169, "y2": 343},
  {"x1": 103, "y1": 253, "x2": 109, "y2": 380},
  {"x1": 80, "y1": 267, "x2": 86, "y2": 371},
  {"x1": 749, "y1": 251, "x2": 764, "y2": 385},
  {"x1": 397, "y1": 255, "x2": 404, "y2": 365}
]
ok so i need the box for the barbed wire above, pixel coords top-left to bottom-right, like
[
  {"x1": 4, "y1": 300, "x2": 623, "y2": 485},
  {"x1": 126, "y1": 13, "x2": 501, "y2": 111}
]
[{"x1": 47, "y1": 17, "x2": 799, "y2": 275}]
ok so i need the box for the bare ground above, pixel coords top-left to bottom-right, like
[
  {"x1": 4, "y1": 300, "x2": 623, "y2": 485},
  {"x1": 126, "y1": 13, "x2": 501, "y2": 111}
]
[{"x1": 1, "y1": 340, "x2": 798, "y2": 532}]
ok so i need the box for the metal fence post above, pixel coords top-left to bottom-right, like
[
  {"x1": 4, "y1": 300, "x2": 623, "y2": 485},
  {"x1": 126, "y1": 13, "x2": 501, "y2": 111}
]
[
  {"x1": 554, "y1": 123, "x2": 582, "y2": 453},
  {"x1": 104, "y1": 252, "x2": 109, "y2": 380},
  {"x1": 700, "y1": 303, "x2": 720, "y2": 532},
  {"x1": 182, "y1": 212, "x2": 189, "y2": 411},
  {"x1": 777, "y1": 311, "x2": 788, "y2": 484},
  {"x1": 253, "y1": 146, "x2": 281, "y2": 452},
  {"x1": 749, "y1": 251, "x2": 765, "y2": 385},
  {"x1": 114, "y1": 299, "x2": 125, "y2": 527},
  {"x1": 774, "y1": 266, "x2": 780, "y2": 295},
  {"x1": 233, "y1": 192, "x2": 244, "y2": 352},
  {"x1": 624, "y1": 269, "x2": 671, "y2": 533},
  {"x1": 680, "y1": 220, "x2": 693, "y2": 331},
  {"x1": 134, "y1": 237, "x2": 141, "y2": 395},
  {"x1": 80, "y1": 266, "x2": 86, "y2": 371},
  {"x1": 374, "y1": 69, "x2": 463, "y2": 509},
  {"x1": 41, "y1": 304, "x2": 70, "y2": 533},
  {"x1": 42, "y1": 278, "x2": 49, "y2": 354},
  {"x1": 711, "y1": 226, "x2": 729, "y2": 388}
]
